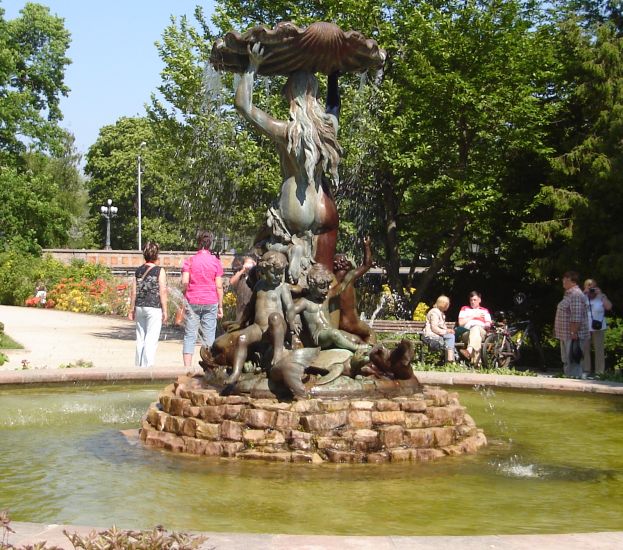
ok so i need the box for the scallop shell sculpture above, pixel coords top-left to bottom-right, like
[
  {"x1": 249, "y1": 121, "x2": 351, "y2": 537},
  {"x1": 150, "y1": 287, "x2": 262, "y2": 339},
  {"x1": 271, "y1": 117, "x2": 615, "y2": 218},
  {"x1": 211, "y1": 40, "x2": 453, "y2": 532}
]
[{"x1": 210, "y1": 21, "x2": 386, "y2": 76}]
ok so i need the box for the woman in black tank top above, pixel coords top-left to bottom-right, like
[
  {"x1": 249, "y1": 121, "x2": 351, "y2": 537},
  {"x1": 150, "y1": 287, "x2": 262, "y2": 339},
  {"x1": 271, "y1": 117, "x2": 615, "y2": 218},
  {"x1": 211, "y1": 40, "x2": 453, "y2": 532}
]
[{"x1": 128, "y1": 242, "x2": 168, "y2": 367}]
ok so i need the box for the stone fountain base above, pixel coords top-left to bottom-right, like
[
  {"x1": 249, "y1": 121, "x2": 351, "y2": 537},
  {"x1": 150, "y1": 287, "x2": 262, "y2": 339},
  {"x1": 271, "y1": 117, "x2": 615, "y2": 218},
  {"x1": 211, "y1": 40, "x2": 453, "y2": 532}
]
[{"x1": 140, "y1": 374, "x2": 487, "y2": 463}]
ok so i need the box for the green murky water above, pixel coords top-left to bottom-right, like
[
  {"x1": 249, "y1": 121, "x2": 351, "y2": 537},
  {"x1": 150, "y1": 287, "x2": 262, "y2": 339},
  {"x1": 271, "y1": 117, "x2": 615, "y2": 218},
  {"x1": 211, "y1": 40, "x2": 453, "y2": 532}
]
[{"x1": 0, "y1": 383, "x2": 621, "y2": 535}]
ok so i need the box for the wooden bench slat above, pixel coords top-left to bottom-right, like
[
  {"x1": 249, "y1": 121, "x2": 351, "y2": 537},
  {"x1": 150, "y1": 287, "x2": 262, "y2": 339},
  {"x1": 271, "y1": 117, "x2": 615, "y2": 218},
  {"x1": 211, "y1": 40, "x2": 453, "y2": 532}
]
[
  {"x1": 365, "y1": 319, "x2": 465, "y2": 359},
  {"x1": 367, "y1": 319, "x2": 456, "y2": 333}
]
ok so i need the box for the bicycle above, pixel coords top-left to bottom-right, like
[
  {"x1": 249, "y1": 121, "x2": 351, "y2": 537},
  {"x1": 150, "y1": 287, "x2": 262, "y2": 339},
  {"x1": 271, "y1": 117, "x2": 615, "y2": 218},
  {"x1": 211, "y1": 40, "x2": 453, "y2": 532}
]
[{"x1": 482, "y1": 314, "x2": 544, "y2": 369}]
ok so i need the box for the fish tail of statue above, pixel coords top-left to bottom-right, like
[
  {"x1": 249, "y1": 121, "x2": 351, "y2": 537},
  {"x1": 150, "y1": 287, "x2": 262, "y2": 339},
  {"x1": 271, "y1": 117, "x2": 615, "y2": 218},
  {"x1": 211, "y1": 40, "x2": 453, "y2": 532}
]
[
  {"x1": 314, "y1": 228, "x2": 338, "y2": 271},
  {"x1": 313, "y1": 174, "x2": 339, "y2": 270}
]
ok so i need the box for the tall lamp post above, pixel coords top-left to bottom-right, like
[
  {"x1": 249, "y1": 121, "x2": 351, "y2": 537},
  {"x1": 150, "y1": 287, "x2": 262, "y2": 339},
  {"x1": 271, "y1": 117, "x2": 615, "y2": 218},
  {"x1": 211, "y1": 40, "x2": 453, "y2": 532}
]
[
  {"x1": 468, "y1": 241, "x2": 481, "y2": 255},
  {"x1": 100, "y1": 199, "x2": 118, "y2": 250},
  {"x1": 137, "y1": 141, "x2": 147, "y2": 251}
]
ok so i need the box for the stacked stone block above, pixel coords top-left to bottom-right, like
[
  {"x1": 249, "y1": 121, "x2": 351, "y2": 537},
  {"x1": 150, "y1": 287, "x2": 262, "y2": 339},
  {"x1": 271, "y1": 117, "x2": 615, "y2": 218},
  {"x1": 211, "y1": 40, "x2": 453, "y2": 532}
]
[{"x1": 140, "y1": 375, "x2": 486, "y2": 463}]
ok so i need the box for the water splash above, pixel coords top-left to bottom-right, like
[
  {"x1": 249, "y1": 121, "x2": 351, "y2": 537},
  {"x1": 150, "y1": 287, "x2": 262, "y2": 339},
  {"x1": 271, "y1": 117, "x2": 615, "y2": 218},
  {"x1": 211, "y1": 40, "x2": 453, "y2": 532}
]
[
  {"x1": 167, "y1": 285, "x2": 199, "y2": 324},
  {"x1": 101, "y1": 407, "x2": 144, "y2": 425},
  {"x1": 167, "y1": 285, "x2": 187, "y2": 310},
  {"x1": 363, "y1": 289, "x2": 413, "y2": 323},
  {"x1": 493, "y1": 455, "x2": 541, "y2": 478},
  {"x1": 473, "y1": 385, "x2": 514, "y2": 444},
  {"x1": 368, "y1": 293, "x2": 388, "y2": 323}
]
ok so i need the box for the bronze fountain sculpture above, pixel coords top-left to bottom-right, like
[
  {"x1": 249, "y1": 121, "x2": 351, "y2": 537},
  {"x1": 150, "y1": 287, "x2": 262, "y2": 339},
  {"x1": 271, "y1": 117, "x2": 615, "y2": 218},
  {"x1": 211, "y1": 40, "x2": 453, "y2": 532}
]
[
  {"x1": 140, "y1": 22, "x2": 486, "y2": 462},
  {"x1": 202, "y1": 21, "x2": 416, "y2": 397}
]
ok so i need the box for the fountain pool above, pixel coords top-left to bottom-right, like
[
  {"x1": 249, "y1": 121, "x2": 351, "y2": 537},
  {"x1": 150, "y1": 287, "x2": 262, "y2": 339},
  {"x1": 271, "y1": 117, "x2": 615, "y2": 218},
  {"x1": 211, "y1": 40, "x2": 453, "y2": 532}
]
[{"x1": 0, "y1": 383, "x2": 621, "y2": 536}]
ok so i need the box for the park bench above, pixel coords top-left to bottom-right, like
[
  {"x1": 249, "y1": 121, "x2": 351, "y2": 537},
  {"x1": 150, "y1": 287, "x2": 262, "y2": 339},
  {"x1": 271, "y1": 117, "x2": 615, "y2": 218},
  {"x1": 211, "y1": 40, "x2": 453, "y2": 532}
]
[{"x1": 367, "y1": 318, "x2": 464, "y2": 362}]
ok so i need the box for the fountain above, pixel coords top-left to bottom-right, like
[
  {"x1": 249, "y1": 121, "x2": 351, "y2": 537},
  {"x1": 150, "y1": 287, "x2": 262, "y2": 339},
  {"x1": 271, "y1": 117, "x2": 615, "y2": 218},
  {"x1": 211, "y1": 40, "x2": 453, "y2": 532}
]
[
  {"x1": 2, "y1": 384, "x2": 622, "y2": 535},
  {"x1": 140, "y1": 21, "x2": 486, "y2": 462}
]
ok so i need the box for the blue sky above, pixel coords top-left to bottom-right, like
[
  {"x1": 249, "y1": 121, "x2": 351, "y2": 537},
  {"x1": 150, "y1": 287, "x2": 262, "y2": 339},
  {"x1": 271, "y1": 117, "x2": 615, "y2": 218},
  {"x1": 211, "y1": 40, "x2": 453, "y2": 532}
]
[{"x1": 2, "y1": 1, "x2": 215, "y2": 159}]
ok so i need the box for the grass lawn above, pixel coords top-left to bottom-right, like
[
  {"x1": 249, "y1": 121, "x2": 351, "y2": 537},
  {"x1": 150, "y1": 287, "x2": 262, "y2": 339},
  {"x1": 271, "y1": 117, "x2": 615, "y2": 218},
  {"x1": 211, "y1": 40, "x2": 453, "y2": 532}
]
[{"x1": 0, "y1": 332, "x2": 23, "y2": 349}]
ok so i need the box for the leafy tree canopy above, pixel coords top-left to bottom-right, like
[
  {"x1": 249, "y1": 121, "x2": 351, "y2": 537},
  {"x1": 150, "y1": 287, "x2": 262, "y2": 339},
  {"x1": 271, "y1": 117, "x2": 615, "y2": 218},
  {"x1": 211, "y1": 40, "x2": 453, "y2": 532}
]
[
  {"x1": 0, "y1": 3, "x2": 86, "y2": 253},
  {"x1": 0, "y1": 2, "x2": 71, "y2": 159}
]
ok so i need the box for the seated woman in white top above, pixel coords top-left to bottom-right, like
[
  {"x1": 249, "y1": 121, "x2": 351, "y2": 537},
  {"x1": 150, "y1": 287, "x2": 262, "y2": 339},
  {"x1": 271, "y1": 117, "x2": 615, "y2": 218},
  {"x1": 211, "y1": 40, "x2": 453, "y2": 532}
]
[{"x1": 457, "y1": 291, "x2": 492, "y2": 365}]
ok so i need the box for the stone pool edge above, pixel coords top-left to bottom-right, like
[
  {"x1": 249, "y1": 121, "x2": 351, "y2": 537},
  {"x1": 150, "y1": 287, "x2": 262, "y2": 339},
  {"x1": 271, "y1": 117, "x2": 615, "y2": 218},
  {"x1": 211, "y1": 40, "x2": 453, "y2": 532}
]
[
  {"x1": 6, "y1": 521, "x2": 623, "y2": 549},
  {"x1": 1, "y1": 367, "x2": 622, "y2": 395},
  {"x1": 3, "y1": 370, "x2": 622, "y2": 548}
]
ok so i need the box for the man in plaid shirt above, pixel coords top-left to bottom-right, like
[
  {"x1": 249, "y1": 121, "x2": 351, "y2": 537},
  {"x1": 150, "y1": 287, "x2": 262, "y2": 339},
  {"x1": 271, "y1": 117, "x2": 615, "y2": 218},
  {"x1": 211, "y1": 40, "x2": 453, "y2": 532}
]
[{"x1": 554, "y1": 271, "x2": 589, "y2": 378}]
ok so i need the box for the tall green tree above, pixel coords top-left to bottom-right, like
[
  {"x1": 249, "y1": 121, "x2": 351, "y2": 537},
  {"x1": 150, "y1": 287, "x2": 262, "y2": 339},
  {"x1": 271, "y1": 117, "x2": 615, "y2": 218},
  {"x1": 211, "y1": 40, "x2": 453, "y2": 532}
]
[
  {"x1": 0, "y1": 2, "x2": 70, "y2": 159},
  {"x1": 213, "y1": 1, "x2": 559, "y2": 310},
  {"x1": 0, "y1": 3, "x2": 84, "y2": 252},
  {"x1": 0, "y1": 164, "x2": 72, "y2": 251},
  {"x1": 85, "y1": 117, "x2": 169, "y2": 250},
  {"x1": 23, "y1": 133, "x2": 93, "y2": 248},
  {"x1": 522, "y1": 5, "x2": 623, "y2": 306},
  {"x1": 147, "y1": 8, "x2": 281, "y2": 251}
]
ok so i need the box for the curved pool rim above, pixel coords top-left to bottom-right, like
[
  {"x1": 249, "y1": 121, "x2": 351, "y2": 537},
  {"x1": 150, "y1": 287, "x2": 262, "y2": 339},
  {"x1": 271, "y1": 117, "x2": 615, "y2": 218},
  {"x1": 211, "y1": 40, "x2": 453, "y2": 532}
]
[
  {"x1": 1, "y1": 366, "x2": 622, "y2": 395},
  {"x1": 2, "y1": 367, "x2": 623, "y2": 549}
]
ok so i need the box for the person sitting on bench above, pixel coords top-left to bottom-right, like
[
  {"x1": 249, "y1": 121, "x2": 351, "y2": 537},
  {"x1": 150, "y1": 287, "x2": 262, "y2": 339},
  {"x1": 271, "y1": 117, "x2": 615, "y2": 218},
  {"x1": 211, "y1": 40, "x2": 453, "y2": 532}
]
[
  {"x1": 424, "y1": 295, "x2": 456, "y2": 363},
  {"x1": 457, "y1": 290, "x2": 492, "y2": 365}
]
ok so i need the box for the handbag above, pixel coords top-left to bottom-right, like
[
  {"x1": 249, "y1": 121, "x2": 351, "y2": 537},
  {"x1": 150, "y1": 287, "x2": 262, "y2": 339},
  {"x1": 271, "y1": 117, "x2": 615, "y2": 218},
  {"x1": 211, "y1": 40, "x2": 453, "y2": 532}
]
[
  {"x1": 175, "y1": 256, "x2": 193, "y2": 326},
  {"x1": 588, "y1": 301, "x2": 603, "y2": 330},
  {"x1": 422, "y1": 334, "x2": 444, "y2": 351},
  {"x1": 174, "y1": 305, "x2": 185, "y2": 326},
  {"x1": 569, "y1": 339, "x2": 583, "y2": 363}
]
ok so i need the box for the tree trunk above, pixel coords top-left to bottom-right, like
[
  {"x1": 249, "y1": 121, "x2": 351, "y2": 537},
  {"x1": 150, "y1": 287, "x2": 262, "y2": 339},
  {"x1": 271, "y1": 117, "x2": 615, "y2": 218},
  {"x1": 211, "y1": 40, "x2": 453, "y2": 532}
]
[
  {"x1": 379, "y1": 174, "x2": 402, "y2": 293},
  {"x1": 411, "y1": 219, "x2": 467, "y2": 307}
]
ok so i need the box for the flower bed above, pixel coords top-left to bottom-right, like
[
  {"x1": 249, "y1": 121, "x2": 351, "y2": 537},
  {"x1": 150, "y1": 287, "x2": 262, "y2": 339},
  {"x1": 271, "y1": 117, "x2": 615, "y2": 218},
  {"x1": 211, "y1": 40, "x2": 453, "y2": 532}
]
[{"x1": 45, "y1": 277, "x2": 129, "y2": 315}]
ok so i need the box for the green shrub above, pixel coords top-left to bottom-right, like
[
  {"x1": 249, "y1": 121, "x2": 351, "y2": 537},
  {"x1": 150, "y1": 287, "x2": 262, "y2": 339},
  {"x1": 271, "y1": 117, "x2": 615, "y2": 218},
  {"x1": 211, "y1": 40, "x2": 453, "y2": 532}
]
[
  {"x1": 0, "y1": 249, "x2": 40, "y2": 305},
  {"x1": 604, "y1": 316, "x2": 623, "y2": 371},
  {"x1": 0, "y1": 247, "x2": 119, "y2": 310}
]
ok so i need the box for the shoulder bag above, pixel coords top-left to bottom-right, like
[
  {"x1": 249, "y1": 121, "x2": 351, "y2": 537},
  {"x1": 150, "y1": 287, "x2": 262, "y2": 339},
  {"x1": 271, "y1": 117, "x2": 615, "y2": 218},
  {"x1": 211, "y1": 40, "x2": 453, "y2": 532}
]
[{"x1": 589, "y1": 300, "x2": 602, "y2": 330}]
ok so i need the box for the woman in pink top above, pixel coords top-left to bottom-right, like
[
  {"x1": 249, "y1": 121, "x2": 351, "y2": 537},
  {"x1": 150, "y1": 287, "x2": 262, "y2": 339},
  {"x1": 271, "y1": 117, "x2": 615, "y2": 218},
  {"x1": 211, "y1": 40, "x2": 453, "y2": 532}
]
[
  {"x1": 181, "y1": 230, "x2": 224, "y2": 366},
  {"x1": 457, "y1": 291, "x2": 492, "y2": 365}
]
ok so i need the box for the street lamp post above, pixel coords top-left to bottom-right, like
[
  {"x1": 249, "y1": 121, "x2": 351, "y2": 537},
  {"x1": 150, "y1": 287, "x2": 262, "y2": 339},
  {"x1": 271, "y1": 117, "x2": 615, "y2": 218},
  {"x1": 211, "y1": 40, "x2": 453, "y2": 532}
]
[
  {"x1": 137, "y1": 141, "x2": 147, "y2": 251},
  {"x1": 468, "y1": 241, "x2": 481, "y2": 255},
  {"x1": 100, "y1": 199, "x2": 118, "y2": 250}
]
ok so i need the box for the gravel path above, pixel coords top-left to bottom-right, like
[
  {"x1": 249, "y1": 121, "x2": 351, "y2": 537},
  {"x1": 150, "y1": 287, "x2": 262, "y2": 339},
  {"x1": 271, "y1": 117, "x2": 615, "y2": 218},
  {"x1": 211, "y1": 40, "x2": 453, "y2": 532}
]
[{"x1": 0, "y1": 304, "x2": 188, "y2": 371}]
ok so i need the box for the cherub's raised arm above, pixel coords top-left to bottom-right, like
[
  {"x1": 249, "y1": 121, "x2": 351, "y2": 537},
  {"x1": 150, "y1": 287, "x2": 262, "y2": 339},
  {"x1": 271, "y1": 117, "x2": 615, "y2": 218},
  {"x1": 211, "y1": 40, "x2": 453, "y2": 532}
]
[
  {"x1": 234, "y1": 43, "x2": 287, "y2": 141},
  {"x1": 363, "y1": 236, "x2": 373, "y2": 267},
  {"x1": 330, "y1": 237, "x2": 375, "y2": 297},
  {"x1": 353, "y1": 236, "x2": 375, "y2": 279}
]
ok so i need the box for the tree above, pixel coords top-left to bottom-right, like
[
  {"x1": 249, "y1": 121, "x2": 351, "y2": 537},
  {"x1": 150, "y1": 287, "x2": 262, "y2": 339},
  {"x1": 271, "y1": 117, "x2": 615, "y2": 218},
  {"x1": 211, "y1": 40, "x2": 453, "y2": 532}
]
[
  {"x1": 0, "y1": 3, "x2": 84, "y2": 252},
  {"x1": 85, "y1": 117, "x2": 161, "y2": 250},
  {"x1": 213, "y1": 1, "x2": 559, "y2": 312},
  {"x1": 521, "y1": 5, "x2": 623, "y2": 308},
  {"x1": 0, "y1": 2, "x2": 71, "y2": 159},
  {"x1": 147, "y1": 8, "x2": 281, "y2": 251},
  {"x1": 0, "y1": 164, "x2": 73, "y2": 250}
]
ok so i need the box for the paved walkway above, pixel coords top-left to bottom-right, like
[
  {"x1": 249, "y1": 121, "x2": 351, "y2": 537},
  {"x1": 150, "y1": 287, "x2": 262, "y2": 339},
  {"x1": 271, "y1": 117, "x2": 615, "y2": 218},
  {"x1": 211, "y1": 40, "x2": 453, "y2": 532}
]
[
  {"x1": 6, "y1": 523, "x2": 623, "y2": 550},
  {"x1": 1, "y1": 305, "x2": 623, "y2": 548},
  {"x1": 0, "y1": 304, "x2": 198, "y2": 375}
]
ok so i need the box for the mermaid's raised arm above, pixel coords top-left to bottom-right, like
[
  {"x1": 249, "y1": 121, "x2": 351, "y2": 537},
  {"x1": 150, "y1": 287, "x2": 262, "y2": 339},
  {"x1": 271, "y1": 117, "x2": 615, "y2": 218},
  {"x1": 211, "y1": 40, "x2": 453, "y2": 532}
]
[{"x1": 234, "y1": 43, "x2": 286, "y2": 141}]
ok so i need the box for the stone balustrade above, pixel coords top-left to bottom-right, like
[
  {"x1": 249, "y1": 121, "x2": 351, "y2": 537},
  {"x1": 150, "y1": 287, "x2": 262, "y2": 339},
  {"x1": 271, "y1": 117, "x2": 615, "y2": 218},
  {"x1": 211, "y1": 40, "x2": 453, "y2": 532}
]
[{"x1": 42, "y1": 249, "x2": 236, "y2": 275}]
